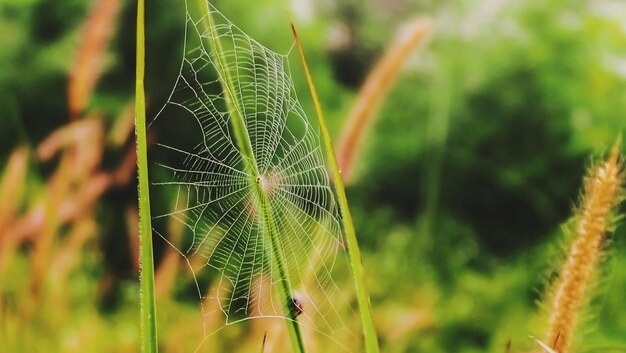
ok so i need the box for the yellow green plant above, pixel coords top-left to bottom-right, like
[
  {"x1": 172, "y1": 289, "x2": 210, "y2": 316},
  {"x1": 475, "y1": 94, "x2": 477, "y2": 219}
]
[{"x1": 135, "y1": 0, "x2": 158, "y2": 351}]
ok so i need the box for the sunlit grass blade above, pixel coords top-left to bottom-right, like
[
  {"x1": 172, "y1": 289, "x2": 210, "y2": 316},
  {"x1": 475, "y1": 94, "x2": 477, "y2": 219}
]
[
  {"x1": 196, "y1": 2, "x2": 306, "y2": 352},
  {"x1": 135, "y1": 0, "x2": 158, "y2": 351},
  {"x1": 291, "y1": 21, "x2": 381, "y2": 353}
]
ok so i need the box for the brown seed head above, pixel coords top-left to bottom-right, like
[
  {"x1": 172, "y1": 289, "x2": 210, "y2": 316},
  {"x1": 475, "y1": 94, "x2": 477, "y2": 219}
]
[{"x1": 545, "y1": 138, "x2": 623, "y2": 353}]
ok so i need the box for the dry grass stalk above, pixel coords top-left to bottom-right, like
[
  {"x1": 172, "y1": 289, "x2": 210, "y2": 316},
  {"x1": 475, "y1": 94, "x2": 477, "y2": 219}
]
[
  {"x1": 337, "y1": 18, "x2": 431, "y2": 183},
  {"x1": 0, "y1": 116, "x2": 134, "y2": 301},
  {"x1": 29, "y1": 150, "x2": 73, "y2": 298},
  {"x1": 0, "y1": 148, "x2": 28, "y2": 242},
  {"x1": 68, "y1": 0, "x2": 122, "y2": 120},
  {"x1": 0, "y1": 148, "x2": 29, "y2": 275},
  {"x1": 154, "y1": 241, "x2": 182, "y2": 300},
  {"x1": 37, "y1": 118, "x2": 105, "y2": 179},
  {"x1": 7, "y1": 129, "x2": 135, "y2": 245},
  {"x1": 125, "y1": 207, "x2": 141, "y2": 272},
  {"x1": 544, "y1": 140, "x2": 624, "y2": 353},
  {"x1": 1, "y1": 2, "x2": 132, "y2": 345},
  {"x1": 27, "y1": 118, "x2": 107, "y2": 297},
  {"x1": 109, "y1": 102, "x2": 136, "y2": 147},
  {"x1": 49, "y1": 217, "x2": 97, "y2": 297}
]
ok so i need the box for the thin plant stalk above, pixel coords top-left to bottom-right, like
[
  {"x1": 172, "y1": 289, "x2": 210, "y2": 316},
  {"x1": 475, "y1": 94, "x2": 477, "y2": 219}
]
[
  {"x1": 291, "y1": 22, "x2": 381, "y2": 353},
  {"x1": 135, "y1": 0, "x2": 159, "y2": 351},
  {"x1": 197, "y1": 2, "x2": 306, "y2": 352}
]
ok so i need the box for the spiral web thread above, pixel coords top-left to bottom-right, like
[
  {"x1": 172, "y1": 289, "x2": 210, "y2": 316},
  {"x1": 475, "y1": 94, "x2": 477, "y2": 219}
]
[{"x1": 150, "y1": 1, "x2": 358, "y2": 350}]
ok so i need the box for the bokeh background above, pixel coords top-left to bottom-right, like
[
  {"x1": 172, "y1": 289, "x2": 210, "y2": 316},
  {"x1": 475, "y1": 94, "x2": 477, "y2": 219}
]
[{"x1": 1, "y1": 0, "x2": 626, "y2": 352}]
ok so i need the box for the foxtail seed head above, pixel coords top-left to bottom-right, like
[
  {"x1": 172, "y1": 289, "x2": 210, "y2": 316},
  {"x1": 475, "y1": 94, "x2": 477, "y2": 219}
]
[{"x1": 544, "y1": 139, "x2": 624, "y2": 353}]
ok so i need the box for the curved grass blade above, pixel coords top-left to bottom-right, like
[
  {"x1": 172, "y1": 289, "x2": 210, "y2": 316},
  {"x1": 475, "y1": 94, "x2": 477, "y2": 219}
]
[{"x1": 291, "y1": 21, "x2": 381, "y2": 353}]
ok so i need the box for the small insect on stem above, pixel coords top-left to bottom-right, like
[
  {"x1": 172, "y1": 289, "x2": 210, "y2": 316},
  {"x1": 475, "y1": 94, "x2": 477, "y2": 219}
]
[{"x1": 288, "y1": 293, "x2": 304, "y2": 318}]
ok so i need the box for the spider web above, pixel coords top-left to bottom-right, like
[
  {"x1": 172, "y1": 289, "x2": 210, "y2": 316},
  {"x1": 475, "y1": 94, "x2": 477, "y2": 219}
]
[{"x1": 149, "y1": 1, "x2": 359, "y2": 351}]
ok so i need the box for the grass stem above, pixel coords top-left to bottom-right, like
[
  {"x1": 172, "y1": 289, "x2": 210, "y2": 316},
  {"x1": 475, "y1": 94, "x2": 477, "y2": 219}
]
[
  {"x1": 197, "y1": 2, "x2": 306, "y2": 352},
  {"x1": 291, "y1": 21, "x2": 381, "y2": 353},
  {"x1": 136, "y1": 0, "x2": 159, "y2": 351}
]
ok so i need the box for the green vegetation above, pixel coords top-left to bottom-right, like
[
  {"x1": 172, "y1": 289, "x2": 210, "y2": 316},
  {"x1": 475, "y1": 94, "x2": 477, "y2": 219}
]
[
  {"x1": 293, "y1": 24, "x2": 380, "y2": 353},
  {"x1": 196, "y1": 2, "x2": 306, "y2": 352},
  {"x1": 1, "y1": 0, "x2": 626, "y2": 352},
  {"x1": 136, "y1": 0, "x2": 159, "y2": 351}
]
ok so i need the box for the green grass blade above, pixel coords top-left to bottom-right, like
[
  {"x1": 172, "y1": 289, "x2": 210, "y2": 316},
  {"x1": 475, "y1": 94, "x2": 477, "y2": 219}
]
[
  {"x1": 291, "y1": 22, "x2": 381, "y2": 353},
  {"x1": 196, "y1": 2, "x2": 306, "y2": 352},
  {"x1": 197, "y1": 0, "x2": 257, "y2": 175},
  {"x1": 135, "y1": 0, "x2": 158, "y2": 351}
]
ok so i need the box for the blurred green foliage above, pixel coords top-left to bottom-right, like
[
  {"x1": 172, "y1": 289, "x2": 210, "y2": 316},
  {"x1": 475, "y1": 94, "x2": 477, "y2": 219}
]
[{"x1": 1, "y1": 0, "x2": 626, "y2": 352}]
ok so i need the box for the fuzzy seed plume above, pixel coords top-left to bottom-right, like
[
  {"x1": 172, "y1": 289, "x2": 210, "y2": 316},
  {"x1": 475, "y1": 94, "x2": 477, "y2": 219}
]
[
  {"x1": 68, "y1": 0, "x2": 121, "y2": 120},
  {"x1": 545, "y1": 139, "x2": 624, "y2": 353},
  {"x1": 336, "y1": 18, "x2": 431, "y2": 183}
]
